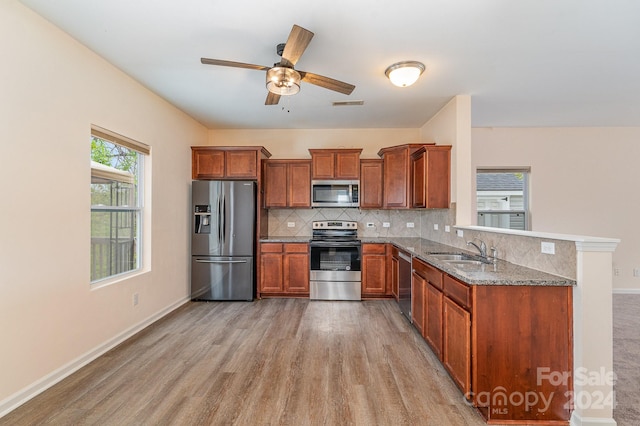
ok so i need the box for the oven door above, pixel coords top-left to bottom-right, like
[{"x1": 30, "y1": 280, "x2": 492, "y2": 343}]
[
  {"x1": 309, "y1": 241, "x2": 361, "y2": 273},
  {"x1": 309, "y1": 241, "x2": 361, "y2": 300}
]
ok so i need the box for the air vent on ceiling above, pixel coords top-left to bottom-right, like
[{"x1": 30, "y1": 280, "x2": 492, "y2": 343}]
[{"x1": 332, "y1": 100, "x2": 364, "y2": 106}]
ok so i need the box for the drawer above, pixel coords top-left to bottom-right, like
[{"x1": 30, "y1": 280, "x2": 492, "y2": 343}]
[
  {"x1": 443, "y1": 274, "x2": 471, "y2": 310},
  {"x1": 261, "y1": 243, "x2": 283, "y2": 253},
  {"x1": 284, "y1": 243, "x2": 309, "y2": 253},
  {"x1": 362, "y1": 243, "x2": 386, "y2": 255},
  {"x1": 413, "y1": 258, "x2": 443, "y2": 290}
]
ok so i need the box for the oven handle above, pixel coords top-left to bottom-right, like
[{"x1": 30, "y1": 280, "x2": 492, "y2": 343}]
[{"x1": 310, "y1": 241, "x2": 362, "y2": 248}]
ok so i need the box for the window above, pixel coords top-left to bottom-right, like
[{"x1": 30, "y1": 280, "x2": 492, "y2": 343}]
[
  {"x1": 476, "y1": 169, "x2": 530, "y2": 231},
  {"x1": 90, "y1": 126, "x2": 149, "y2": 283}
]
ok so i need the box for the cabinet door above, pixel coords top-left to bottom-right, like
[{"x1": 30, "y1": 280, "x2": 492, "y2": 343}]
[
  {"x1": 443, "y1": 297, "x2": 471, "y2": 395},
  {"x1": 259, "y1": 252, "x2": 284, "y2": 293},
  {"x1": 360, "y1": 159, "x2": 383, "y2": 208},
  {"x1": 411, "y1": 272, "x2": 426, "y2": 336},
  {"x1": 335, "y1": 151, "x2": 360, "y2": 179},
  {"x1": 425, "y1": 282, "x2": 443, "y2": 359},
  {"x1": 288, "y1": 161, "x2": 311, "y2": 207},
  {"x1": 382, "y1": 147, "x2": 409, "y2": 208},
  {"x1": 391, "y1": 256, "x2": 399, "y2": 300},
  {"x1": 411, "y1": 150, "x2": 426, "y2": 208},
  {"x1": 264, "y1": 161, "x2": 288, "y2": 208},
  {"x1": 284, "y1": 247, "x2": 309, "y2": 294},
  {"x1": 225, "y1": 150, "x2": 258, "y2": 178},
  {"x1": 362, "y1": 244, "x2": 387, "y2": 296},
  {"x1": 424, "y1": 146, "x2": 451, "y2": 208},
  {"x1": 192, "y1": 149, "x2": 225, "y2": 179},
  {"x1": 311, "y1": 152, "x2": 335, "y2": 179}
]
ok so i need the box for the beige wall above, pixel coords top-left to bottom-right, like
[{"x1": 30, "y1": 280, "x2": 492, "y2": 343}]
[
  {"x1": 0, "y1": 0, "x2": 207, "y2": 410},
  {"x1": 208, "y1": 128, "x2": 419, "y2": 159},
  {"x1": 472, "y1": 127, "x2": 640, "y2": 291}
]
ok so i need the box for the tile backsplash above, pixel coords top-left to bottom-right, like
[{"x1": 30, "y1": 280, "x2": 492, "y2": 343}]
[
  {"x1": 267, "y1": 203, "x2": 576, "y2": 279},
  {"x1": 267, "y1": 208, "x2": 423, "y2": 238}
]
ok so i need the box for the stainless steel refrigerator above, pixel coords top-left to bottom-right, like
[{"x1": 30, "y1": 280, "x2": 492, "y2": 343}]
[{"x1": 191, "y1": 180, "x2": 256, "y2": 301}]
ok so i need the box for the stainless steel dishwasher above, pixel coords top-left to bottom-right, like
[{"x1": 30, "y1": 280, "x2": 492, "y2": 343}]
[{"x1": 397, "y1": 250, "x2": 412, "y2": 321}]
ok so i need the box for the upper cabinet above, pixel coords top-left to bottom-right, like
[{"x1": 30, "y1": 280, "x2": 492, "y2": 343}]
[
  {"x1": 410, "y1": 145, "x2": 451, "y2": 209},
  {"x1": 192, "y1": 146, "x2": 271, "y2": 180},
  {"x1": 263, "y1": 160, "x2": 312, "y2": 208},
  {"x1": 309, "y1": 149, "x2": 362, "y2": 180},
  {"x1": 359, "y1": 159, "x2": 383, "y2": 209},
  {"x1": 377, "y1": 143, "x2": 451, "y2": 209}
]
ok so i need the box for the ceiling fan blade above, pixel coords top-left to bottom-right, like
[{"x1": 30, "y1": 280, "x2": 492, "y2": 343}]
[
  {"x1": 299, "y1": 71, "x2": 355, "y2": 95},
  {"x1": 265, "y1": 91, "x2": 281, "y2": 105},
  {"x1": 200, "y1": 58, "x2": 270, "y2": 71},
  {"x1": 279, "y1": 25, "x2": 314, "y2": 68}
]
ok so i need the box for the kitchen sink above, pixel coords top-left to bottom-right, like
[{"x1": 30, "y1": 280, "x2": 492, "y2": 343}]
[{"x1": 429, "y1": 252, "x2": 492, "y2": 265}]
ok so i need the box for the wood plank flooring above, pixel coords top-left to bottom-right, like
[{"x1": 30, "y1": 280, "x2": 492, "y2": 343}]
[{"x1": 0, "y1": 299, "x2": 486, "y2": 425}]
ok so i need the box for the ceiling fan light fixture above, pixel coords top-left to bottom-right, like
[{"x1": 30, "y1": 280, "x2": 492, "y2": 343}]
[
  {"x1": 266, "y1": 67, "x2": 301, "y2": 96},
  {"x1": 385, "y1": 61, "x2": 425, "y2": 87}
]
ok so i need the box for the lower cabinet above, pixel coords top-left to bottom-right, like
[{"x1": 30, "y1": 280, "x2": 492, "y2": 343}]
[
  {"x1": 259, "y1": 243, "x2": 309, "y2": 297},
  {"x1": 411, "y1": 256, "x2": 573, "y2": 424},
  {"x1": 361, "y1": 243, "x2": 391, "y2": 298}
]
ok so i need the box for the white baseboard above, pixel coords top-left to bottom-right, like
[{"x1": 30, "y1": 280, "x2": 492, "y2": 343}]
[
  {"x1": 612, "y1": 288, "x2": 640, "y2": 295},
  {"x1": 0, "y1": 297, "x2": 190, "y2": 418},
  {"x1": 571, "y1": 411, "x2": 617, "y2": 426}
]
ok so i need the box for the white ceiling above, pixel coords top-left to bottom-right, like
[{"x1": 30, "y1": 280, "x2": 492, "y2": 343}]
[{"x1": 19, "y1": 0, "x2": 640, "y2": 129}]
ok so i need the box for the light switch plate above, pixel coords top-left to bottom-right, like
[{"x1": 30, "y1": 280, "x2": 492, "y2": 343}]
[
  {"x1": 433, "y1": 224, "x2": 439, "y2": 230},
  {"x1": 445, "y1": 225, "x2": 451, "y2": 232},
  {"x1": 541, "y1": 241, "x2": 555, "y2": 254},
  {"x1": 456, "y1": 229, "x2": 464, "y2": 237},
  {"x1": 366, "y1": 222, "x2": 375, "y2": 228}
]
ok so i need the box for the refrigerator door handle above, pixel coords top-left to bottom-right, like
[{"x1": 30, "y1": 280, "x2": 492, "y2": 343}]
[
  {"x1": 222, "y1": 196, "x2": 226, "y2": 244},
  {"x1": 217, "y1": 197, "x2": 223, "y2": 243},
  {"x1": 194, "y1": 259, "x2": 248, "y2": 264}
]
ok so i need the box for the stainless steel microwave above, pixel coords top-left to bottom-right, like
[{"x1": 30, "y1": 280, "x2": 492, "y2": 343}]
[{"x1": 311, "y1": 180, "x2": 359, "y2": 208}]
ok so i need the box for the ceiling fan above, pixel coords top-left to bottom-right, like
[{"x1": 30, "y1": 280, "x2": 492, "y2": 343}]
[{"x1": 200, "y1": 24, "x2": 355, "y2": 105}]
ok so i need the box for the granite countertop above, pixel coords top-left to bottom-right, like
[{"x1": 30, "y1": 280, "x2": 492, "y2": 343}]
[{"x1": 261, "y1": 236, "x2": 576, "y2": 287}]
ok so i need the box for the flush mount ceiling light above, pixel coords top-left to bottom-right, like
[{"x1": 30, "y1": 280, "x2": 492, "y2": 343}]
[
  {"x1": 266, "y1": 66, "x2": 301, "y2": 96},
  {"x1": 384, "y1": 61, "x2": 425, "y2": 87}
]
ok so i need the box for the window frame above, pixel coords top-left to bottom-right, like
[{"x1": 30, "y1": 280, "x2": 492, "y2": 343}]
[
  {"x1": 476, "y1": 168, "x2": 530, "y2": 231},
  {"x1": 90, "y1": 125, "x2": 149, "y2": 285}
]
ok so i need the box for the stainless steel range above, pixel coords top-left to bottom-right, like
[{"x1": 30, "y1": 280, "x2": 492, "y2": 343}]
[{"x1": 309, "y1": 220, "x2": 361, "y2": 301}]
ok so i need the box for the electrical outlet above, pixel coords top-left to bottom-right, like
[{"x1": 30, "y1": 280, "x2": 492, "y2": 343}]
[
  {"x1": 541, "y1": 241, "x2": 555, "y2": 255},
  {"x1": 406, "y1": 222, "x2": 414, "y2": 228},
  {"x1": 614, "y1": 268, "x2": 620, "y2": 276},
  {"x1": 382, "y1": 222, "x2": 390, "y2": 228},
  {"x1": 445, "y1": 225, "x2": 451, "y2": 233},
  {"x1": 456, "y1": 229, "x2": 464, "y2": 237},
  {"x1": 433, "y1": 224, "x2": 439, "y2": 230},
  {"x1": 634, "y1": 268, "x2": 640, "y2": 277},
  {"x1": 366, "y1": 222, "x2": 375, "y2": 228},
  {"x1": 133, "y1": 293, "x2": 139, "y2": 306},
  {"x1": 287, "y1": 222, "x2": 295, "y2": 228}
]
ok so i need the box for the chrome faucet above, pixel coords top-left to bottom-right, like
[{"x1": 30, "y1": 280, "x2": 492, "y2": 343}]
[{"x1": 467, "y1": 238, "x2": 487, "y2": 258}]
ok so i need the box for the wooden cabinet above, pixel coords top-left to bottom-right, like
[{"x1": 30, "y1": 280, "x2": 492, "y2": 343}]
[
  {"x1": 377, "y1": 143, "x2": 450, "y2": 209},
  {"x1": 192, "y1": 146, "x2": 271, "y2": 180},
  {"x1": 443, "y1": 296, "x2": 471, "y2": 395},
  {"x1": 259, "y1": 243, "x2": 309, "y2": 296},
  {"x1": 412, "y1": 257, "x2": 444, "y2": 357},
  {"x1": 309, "y1": 149, "x2": 362, "y2": 180},
  {"x1": 411, "y1": 271, "x2": 426, "y2": 336},
  {"x1": 410, "y1": 145, "x2": 451, "y2": 209},
  {"x1": 408, "y1": 258, "x2": 573, "y2": 423},
  {"x1": 263, "y1": 160, "x2": 311, "y2": 208},
  {"x1": 359, "y1": 159, "x2": 383, "y2": 209},
  {"x1": 361, "y1": 243, "x2": 389, "y2": 298}
]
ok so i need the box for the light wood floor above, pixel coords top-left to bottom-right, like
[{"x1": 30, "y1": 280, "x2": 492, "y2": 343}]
[{"x1": 1, "y1": 299, "x2": 487, "y2": 425}]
